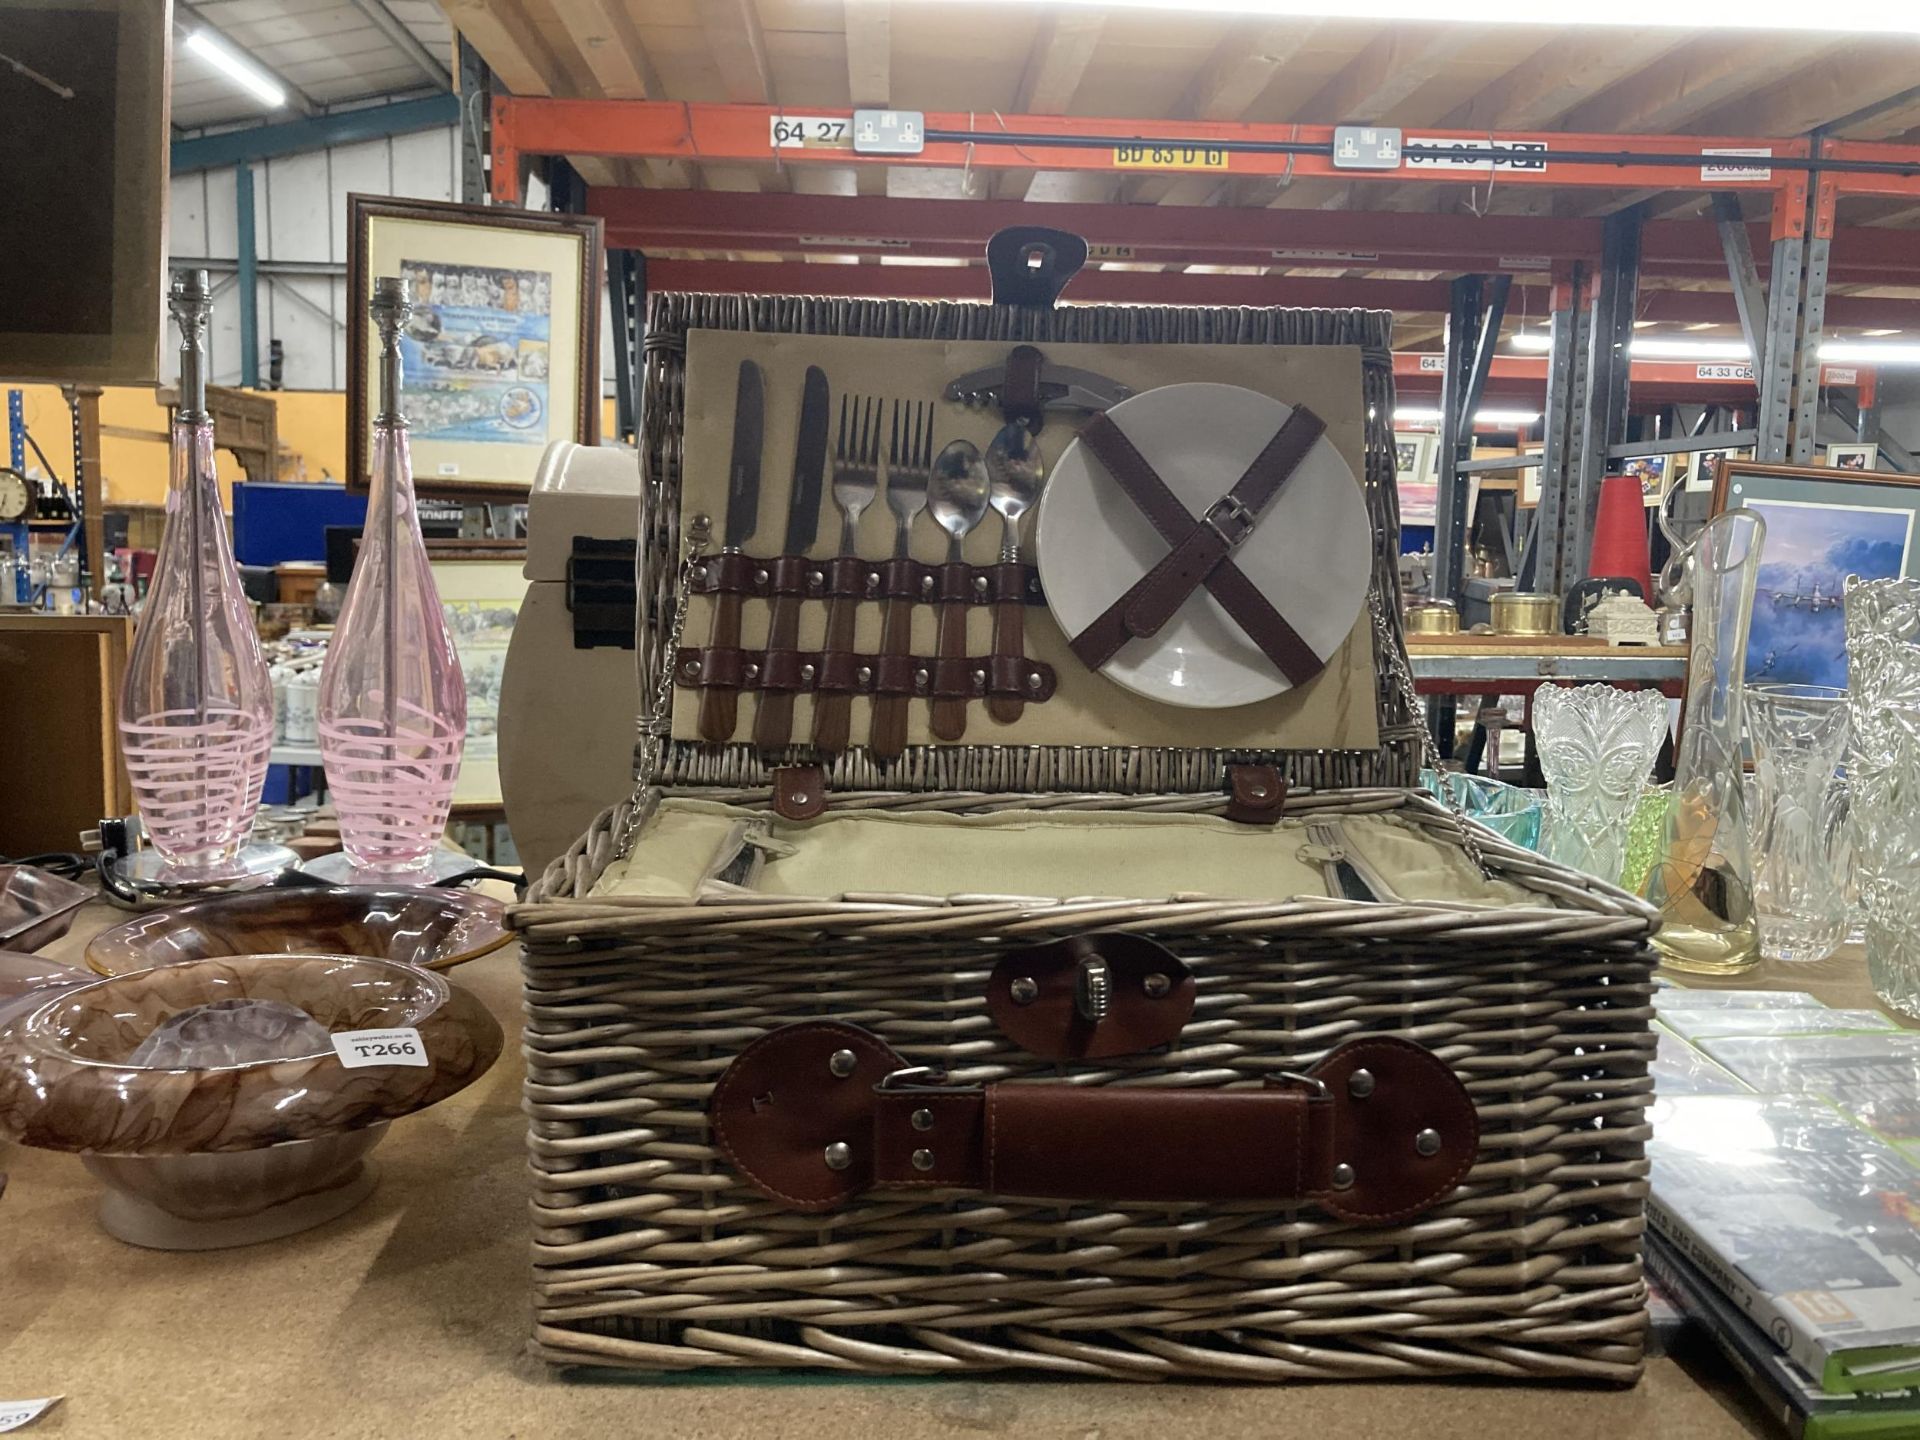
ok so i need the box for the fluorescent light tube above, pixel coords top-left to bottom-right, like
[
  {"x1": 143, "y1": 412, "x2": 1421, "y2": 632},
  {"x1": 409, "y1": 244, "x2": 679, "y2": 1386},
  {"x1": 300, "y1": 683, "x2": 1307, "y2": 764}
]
[{"x1": 186, "y1": 28, "x2": 286, "y2": 109}]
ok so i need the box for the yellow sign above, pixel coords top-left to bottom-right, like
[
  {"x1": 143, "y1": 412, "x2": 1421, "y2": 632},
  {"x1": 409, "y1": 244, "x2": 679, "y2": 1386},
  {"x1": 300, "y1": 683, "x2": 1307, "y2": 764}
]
[{"x1": 1113, "y1": 144, "x2": 1228, "y2": 172}]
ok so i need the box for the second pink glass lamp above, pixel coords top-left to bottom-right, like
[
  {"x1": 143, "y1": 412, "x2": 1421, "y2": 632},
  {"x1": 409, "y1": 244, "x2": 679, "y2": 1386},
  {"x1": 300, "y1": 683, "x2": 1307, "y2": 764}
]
[{"x1": 311, "y1": 276, "x2": 467, "y2": 883}]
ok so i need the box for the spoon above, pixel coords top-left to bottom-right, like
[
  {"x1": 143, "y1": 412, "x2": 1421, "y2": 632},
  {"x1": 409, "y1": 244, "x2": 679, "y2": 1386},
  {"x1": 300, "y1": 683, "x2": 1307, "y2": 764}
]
[
  {"x1": 986, "y1": 421, "x2": 1044, "y2": 564},
  {"x1": 926, "y1": 440, "x2": 991, "y2": 740},
  {"x1": 985, "y1": 423, "x2": 1044, "y2": 724}
]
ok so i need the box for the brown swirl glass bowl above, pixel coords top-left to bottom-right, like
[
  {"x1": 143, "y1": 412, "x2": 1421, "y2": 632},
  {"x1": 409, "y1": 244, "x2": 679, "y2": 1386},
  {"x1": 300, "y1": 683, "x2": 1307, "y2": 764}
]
[
  {"x1": 0, "y1": 955, "x2": 502, "y2": 1249},
  {"x1": 83, "y1": 886, "x2": 511, "y2": 978}
]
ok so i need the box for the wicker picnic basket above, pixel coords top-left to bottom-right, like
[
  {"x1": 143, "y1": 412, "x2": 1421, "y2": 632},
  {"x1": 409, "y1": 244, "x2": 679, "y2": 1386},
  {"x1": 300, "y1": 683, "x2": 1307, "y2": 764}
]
[{"x1": 514, "y1": 289, "x2": 1660, "y2": 1382}]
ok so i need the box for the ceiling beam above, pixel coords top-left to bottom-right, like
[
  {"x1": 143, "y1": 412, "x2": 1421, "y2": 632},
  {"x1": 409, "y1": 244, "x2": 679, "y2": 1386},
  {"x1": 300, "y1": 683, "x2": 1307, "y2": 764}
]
[
  {"x1": 343, "y1": 0, "x2": 450, "y2": 91},
  {"x1": 997, "y1": 11, "x2": 1105, "y2": 200},
  {"x1": 1186, "y1": 19, "x2": 1327, "y2": 122},
  {"x1": 701, "y1": 0, "x2": 779, "y2": 105},
  {"x1": 1561, "y1": 34, "x2": 1849, "y2": 133},
  {"x1": 1295, "y1": 24, "x2": 1481, "y2": 125},
  {"x1": 175, "y1": 1, "x2": 318, "y2": 117},
  {"x1": 844, "y1": 0, "x2": 891, "y2": 106},
  {"x1": 1690, "y1": 45, "x2": 1920, "y2": 138},
  {"x1": 443, "y1": 0, "x2": 566, "y2": 97},
  {"x1": 1440, "y1": 30, "x2": 1694, "y2": 131},
  {"x1": 544, "y1": 0, "x2": 659, "y2": 98}
]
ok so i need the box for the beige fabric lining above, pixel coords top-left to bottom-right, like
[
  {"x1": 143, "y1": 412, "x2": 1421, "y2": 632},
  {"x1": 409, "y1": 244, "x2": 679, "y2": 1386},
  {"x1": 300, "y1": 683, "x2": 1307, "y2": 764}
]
[{"x1": 593, "y1": 799, "x2": 1541, "y2": 909}]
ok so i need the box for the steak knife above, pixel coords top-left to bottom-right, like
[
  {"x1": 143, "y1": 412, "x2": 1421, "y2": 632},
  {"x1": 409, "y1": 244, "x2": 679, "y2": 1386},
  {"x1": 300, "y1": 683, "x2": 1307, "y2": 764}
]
[
  {"x1": 752, "y1": 366, "x2": 831, "y2": 753},
  {"x1": 698, "y1": 359, "x2": 766, "y2": 742}
]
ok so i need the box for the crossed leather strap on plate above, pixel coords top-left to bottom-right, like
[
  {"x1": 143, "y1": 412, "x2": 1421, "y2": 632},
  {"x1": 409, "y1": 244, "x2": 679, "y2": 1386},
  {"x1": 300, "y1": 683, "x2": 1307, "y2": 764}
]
[{"x1": 1069, "y1": 403, "x2": 1329, "y2": 686}]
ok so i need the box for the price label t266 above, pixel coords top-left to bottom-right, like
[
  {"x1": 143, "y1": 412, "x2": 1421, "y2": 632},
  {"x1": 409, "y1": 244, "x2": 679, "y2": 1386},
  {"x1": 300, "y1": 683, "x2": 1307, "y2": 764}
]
[{"x1": 331, "y1": 1027, "x2": 429, "y2": 1069}]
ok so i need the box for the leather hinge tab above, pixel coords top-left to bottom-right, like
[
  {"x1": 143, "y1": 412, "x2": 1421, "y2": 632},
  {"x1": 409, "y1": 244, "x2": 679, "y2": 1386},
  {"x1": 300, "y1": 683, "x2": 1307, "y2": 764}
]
[
  {"x1": 1225, "y1": 764, "x2": 1287, "y2": 825},
  {"x1": 771, "y1": 765, "x2": 827, "y2": 822}
]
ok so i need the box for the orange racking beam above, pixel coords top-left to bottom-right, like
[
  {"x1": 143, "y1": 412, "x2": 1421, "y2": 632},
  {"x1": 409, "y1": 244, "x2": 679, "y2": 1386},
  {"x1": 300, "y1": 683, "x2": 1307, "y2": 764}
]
[{"x1": 491, "y1": 97, "x2": 1822, "y2": 206}]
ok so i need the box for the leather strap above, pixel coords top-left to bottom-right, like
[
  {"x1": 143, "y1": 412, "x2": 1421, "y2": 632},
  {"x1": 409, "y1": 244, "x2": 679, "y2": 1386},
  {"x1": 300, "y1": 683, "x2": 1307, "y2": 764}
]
[
  {"x1": 677, "y1": 647, "x2": 1056, "y2": 701},
  {"x1": 1224, "y1": 764, "x2": 1287, "y2": 825},
  {"x1": 1069, "y1": 409, "x2": 1327, "y2": 685},
  {"x1": 694, "y1": 554, "x2": 1041, "y2": 606},
  {"x1": 709, "y1": 1022, "x2": 1480, "y2": 1224}
]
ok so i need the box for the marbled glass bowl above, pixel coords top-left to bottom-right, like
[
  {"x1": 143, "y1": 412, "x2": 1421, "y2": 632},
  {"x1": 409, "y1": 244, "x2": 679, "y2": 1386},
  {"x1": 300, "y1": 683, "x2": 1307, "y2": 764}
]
[
  {"x1": 0, "y1": 954, "x2": 502, "y2": 1249},
  {"x1": 84, "y1": 885, "x2": 511, "y2": 978}
]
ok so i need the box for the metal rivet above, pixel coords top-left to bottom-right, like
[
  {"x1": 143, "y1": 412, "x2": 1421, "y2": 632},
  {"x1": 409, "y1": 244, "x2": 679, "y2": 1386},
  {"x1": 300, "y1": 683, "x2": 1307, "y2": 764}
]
[
  {"x1": 808, "y1": 570, "x2": 824, "y2": 586},
  {"x1": 682, "y1": 660, "x2": 700, "y2": 676},
  {"x1": 912, "y1": 1148, "x2": 935, "y2": 1171},
  {"x1": 790, "y1": 792, "x2": 810, "y2": 806},
  {"x1": 1143, "y1": 973, "x2": 1171, "y2": 998},
  {"x1": 914, "y1": 669, "x2": 929, "y2": 689},
  {"x1": 1331, "y1": 1163, "x2": 1355, "y2": 1190},
  {"x1": 743, "y1": 663, "x2": 759, "y2": 680},
  {"x1": 974, "y1": 575, "x2": 989, "y2": 593},
  {"x1": 1348, "y1": 1068, "x2": 1375, "y2": 1099},
  {"x1": 829, "y1": 1049, "x2": 857, "y2": 1078},
  {"x1": 912, "y1": 1108, "x2": 934, "y2": 1131},
  {"x1": 692, "y1": 565, "x2": 708, "y2": 583},
  {"x1": 1027, "y1": 673, "x2": 1043, "y2": 691},
  {"x1": 800, "y1": 664, "x2": 816, "y2": 682},
  {"x1": 824, "y1": 1142, "x2": 852, "y2": 1171},
  {"x1": 921, "y1": 575, "x2": 935, "y2": 592},
  {"x1": 1247, "y1": 784, "x2": 1268, "y2": 799},
  {"x1": 857, "y1": 665, "x2": 872, "y2": 683},
  {"x1": 867, "y1": 572, "x2": 881, "y2": 588},
  {"x1": 1010, "y1": 977, "x2": 1039, "y2": 1005},
  {"x1": 1415, "y1": 1128, "x2": 1442, "y2": 1157},
  {"x1": 754, "y1": 568, "x2": 769, "y2": 585},
  {"x1": 972, "y1": 669, "x2": 987, "y2": 688}
]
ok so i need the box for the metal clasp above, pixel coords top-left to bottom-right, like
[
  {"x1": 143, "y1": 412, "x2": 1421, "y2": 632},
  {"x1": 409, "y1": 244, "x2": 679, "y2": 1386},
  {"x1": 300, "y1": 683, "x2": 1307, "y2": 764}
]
[
  {"x1": 878, "y1": 1065, "x2": 951, "y2": 1092},
  {"x1": 1203, "y1": 493, "x2": 1259, "y2": 550},
  {"x1": 1074, "y1": 956, "x2": 1111, "y2": 1023}
]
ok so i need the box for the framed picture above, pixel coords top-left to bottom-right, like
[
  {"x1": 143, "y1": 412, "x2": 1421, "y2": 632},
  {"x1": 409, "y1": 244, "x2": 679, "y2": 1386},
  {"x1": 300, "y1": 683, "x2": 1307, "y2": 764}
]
[
  {"x1": 1827, "y1": 443, "x2": 1880, "y2": 472},
  {"x1": 1713, "y1": 460, "x2": 1920, "y2": 690},
  {"x1": 347, "y1": 196, "x2": 603, "y2": 499},
  {"x1": 426, "y1": 549, "x2": 530, "y2": 808},
  {"x1": 1395, "y1": 433, "x2": 1437, "y2": 526},
  {"x1": 1620, "y1": 454, "x2": 1670, "y2": 506}
]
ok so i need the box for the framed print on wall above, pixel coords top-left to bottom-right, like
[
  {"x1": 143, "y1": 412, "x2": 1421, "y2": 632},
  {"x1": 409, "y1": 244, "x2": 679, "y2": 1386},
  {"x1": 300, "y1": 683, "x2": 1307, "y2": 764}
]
[
  {"x1": 1713, "y1": 460, "x2": 1920, "y2": 690},
  {"x1": 1394, "y1": 433, "x2": 1437, "y2": 525},
  {"x1": 1827, "y1": 443, "x2": 1880, "y2": 472},
  {"x1": 347, "y1": 196, "x2": 604, "y2": 499}
]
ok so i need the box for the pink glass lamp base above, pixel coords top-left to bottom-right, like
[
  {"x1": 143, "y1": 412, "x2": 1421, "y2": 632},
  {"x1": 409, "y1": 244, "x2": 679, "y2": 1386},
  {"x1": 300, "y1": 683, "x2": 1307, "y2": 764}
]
[{"x1": 110, "y1": 844, "x2": 300, "y2": 904}]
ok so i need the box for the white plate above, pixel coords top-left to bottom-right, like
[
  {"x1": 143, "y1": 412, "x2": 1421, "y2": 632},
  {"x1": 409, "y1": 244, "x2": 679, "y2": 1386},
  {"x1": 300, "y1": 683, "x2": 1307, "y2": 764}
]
[{"x1": 1035, "y1": 383, "x2": 1371, "y2": 710}]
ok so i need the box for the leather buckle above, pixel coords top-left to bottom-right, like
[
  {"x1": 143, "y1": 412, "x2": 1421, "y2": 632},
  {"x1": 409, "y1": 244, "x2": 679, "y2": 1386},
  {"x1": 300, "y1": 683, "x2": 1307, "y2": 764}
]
[{"x1": 1203, "y1": 493, "x2": 1259, "y2": 551}]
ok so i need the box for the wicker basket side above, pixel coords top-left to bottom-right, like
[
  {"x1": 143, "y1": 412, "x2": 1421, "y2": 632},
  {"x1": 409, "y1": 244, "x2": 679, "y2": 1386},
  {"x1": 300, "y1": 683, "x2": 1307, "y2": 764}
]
[{"x1": 634, "y1": 296, "x2": 1419, "y2": 796}]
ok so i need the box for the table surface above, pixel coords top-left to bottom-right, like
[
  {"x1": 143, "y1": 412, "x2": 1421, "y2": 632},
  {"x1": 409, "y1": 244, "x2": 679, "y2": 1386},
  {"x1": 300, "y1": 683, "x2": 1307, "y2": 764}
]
[{"x1": 0, "y1": 900, "x2": 1895, "y2": 1440}]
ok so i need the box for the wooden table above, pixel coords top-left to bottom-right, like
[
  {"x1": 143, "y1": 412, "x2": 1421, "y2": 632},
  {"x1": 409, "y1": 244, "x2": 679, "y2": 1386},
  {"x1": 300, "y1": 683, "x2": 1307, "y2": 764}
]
[{"x1": 1, "y1": 896, "x2": 1882, "y2": 1439}]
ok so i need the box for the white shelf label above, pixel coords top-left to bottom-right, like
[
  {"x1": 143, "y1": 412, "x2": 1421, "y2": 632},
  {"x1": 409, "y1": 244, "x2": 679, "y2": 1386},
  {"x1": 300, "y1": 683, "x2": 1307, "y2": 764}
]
[
  {"x1": 1695, "y1": 362, "x2": 1755, "y2": 381},
  {"x1": 0, "y1": 1399, "x2": 61, "y2": 1433},
  {"x1": 1701, "y1": 147, "x2": 1772, "y2": 182},
  {"x1": 770, "y1": 116, "x2": 851, "y2": 150},
  {"x1": 1406, "y1": 137, "x2": 1548, "y2": 173},
  {"x1": 332, "y1": 1027, "x2": 429, "y2": 1069}
]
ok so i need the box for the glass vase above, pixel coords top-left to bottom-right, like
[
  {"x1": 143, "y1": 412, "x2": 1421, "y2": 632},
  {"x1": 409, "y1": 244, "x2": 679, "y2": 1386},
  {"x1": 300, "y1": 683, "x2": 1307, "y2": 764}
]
[
  {"x1": 1844, "y1": 578, "x2": 1920, "y2": 1016},
  {"x1": 1532, "y1": 682, "x2": 1669, "y2": 885},
  {"x1": 1644, "y1": 509, "x2": 1765, "y2": 975},
  {"x1": 1745, "y1": 684, "x2": 1851, "y2": 963},
  {"x1": 316, "y1": 277, "x2": 466, "y2": 878},
  {"x1": 116, "y1": 271, "x2": 273, "y2": 875}
]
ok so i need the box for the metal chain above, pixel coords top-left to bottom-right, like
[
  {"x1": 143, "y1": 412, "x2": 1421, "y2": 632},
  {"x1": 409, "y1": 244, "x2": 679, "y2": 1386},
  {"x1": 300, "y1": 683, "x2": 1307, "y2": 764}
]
[
  {"x1": 617, "y1": 517, "x2": 707, "y2": 856},
  {"x1": 1371, "y1": 592, "x2": 1488, "y2": 876}
]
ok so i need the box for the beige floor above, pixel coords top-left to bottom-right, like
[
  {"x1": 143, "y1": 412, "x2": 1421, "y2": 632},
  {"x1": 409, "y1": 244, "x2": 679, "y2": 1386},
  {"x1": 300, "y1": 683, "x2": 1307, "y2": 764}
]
[{"x1": 5, "y1": 897, "x2": 1879, "y2": 1440}]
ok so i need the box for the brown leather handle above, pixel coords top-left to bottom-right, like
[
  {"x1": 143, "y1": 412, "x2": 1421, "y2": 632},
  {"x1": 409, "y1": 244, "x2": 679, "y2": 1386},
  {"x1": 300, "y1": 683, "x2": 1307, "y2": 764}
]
[
  {"x1": 810, "y1": 592, "x2": 861, "y2": 753},
  {"x1": 709, "y1": 1023, "x2": 1480, "y2": 1224},
  {"x1": 987, "y1": 598, "x2": 1025, "y2": 725},
  {"x1": 870, "y1": 597, "x2": 915, "y2": 759},
  {"x1": 751, "y1": 592, "x2": 803, "y2": 752},
  {"x1": 930, "y1": 600, "x2": 969, "y2": 741},
  {"x1": 697, "y1": 589, "x2": 744, "y2": 742}
]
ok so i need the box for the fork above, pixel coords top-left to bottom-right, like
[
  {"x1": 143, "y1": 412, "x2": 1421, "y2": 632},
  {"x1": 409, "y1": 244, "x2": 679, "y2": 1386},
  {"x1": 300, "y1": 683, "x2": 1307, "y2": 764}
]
[
  {"x1": 811, "y1": 396, "x2": 881, "y2": 753},
  {"x1": 870, "y1": 400, "x2": 932, "y2": 760}
]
